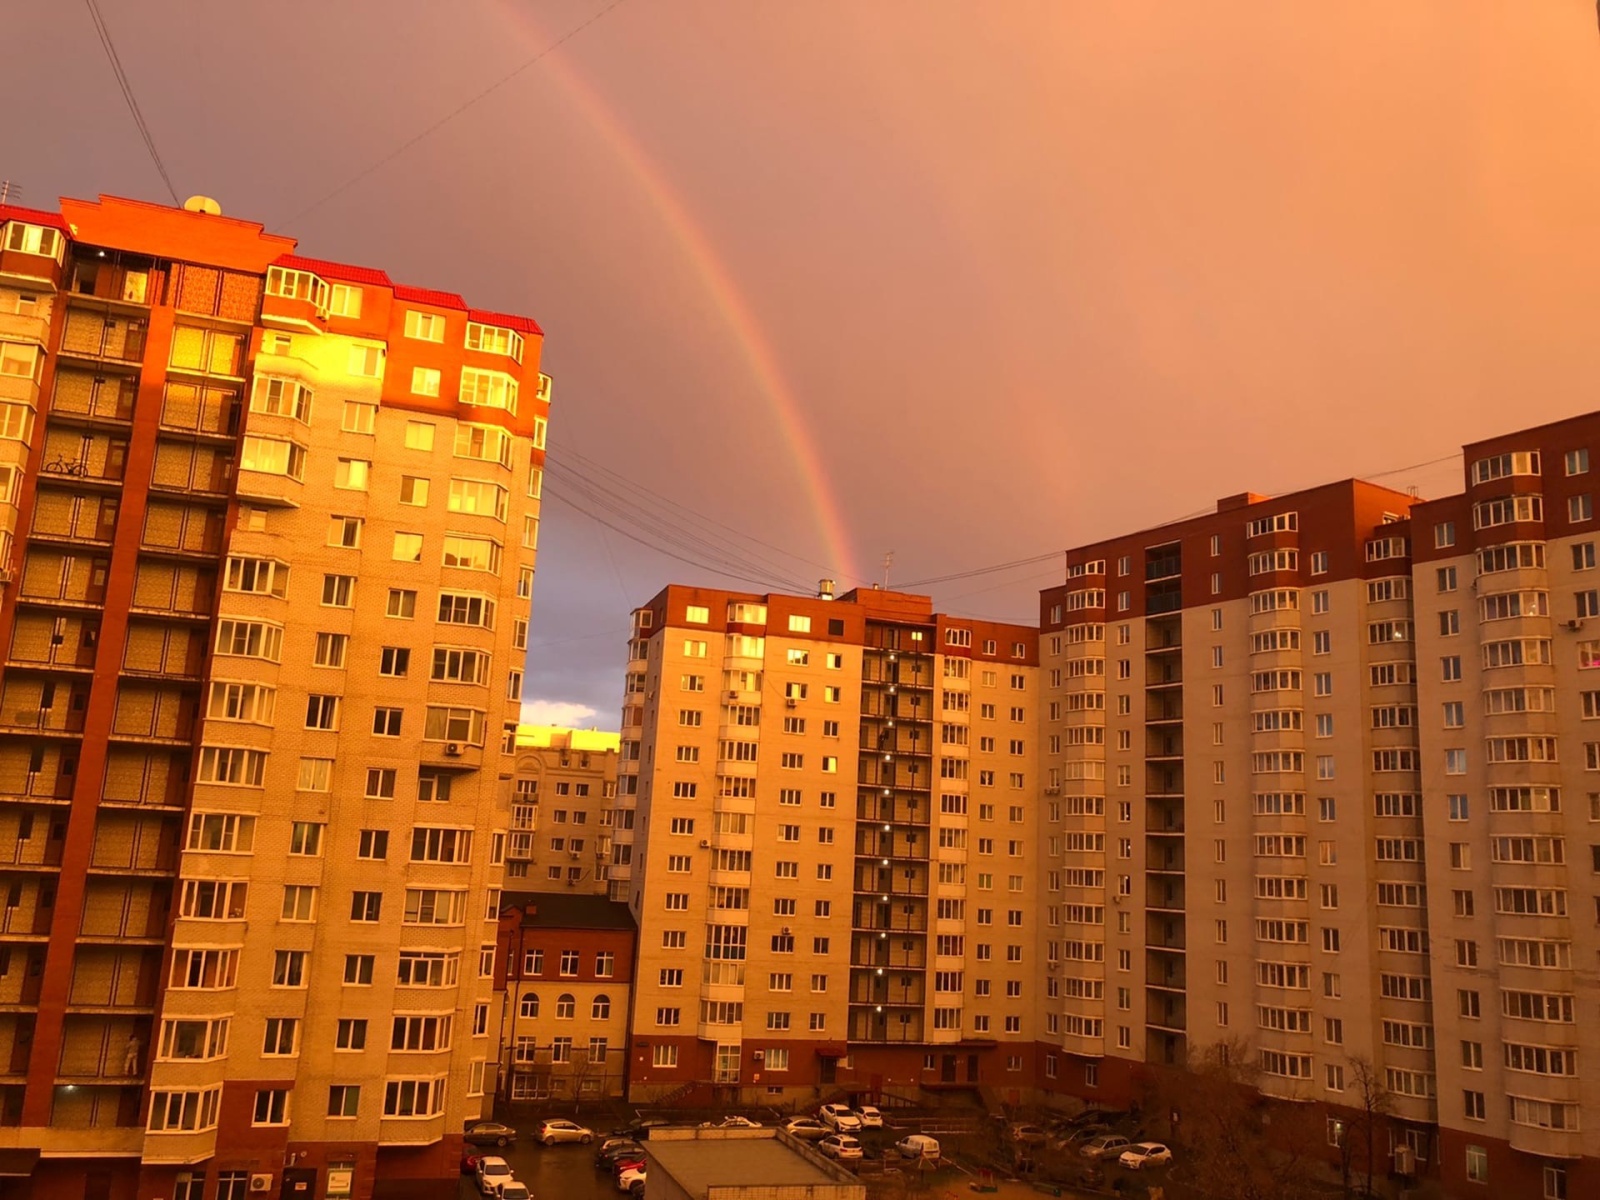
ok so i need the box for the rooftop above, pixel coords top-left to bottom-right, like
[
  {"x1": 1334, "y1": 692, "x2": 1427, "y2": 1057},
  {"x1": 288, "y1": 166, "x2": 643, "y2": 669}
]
[
  {"x1": 645, "y1": 1130, "x2": 859, "y2": 1200},
  {"x1": 501, "y1": 891, "x2": 636, "y2": 932},
  {"x1": 515, "y1": 725, "x2": 620, "y2": 753}
]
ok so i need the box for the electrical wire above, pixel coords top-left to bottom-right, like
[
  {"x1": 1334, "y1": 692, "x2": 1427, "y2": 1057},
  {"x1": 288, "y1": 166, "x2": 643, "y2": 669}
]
[
  {"x1": 281, "y1": 0, "x2": 629, "y2": 227},
  {"x1": 84, "y1": 0, "x2": 179, "y2": 204},
  {"x1": 543, "y1": 457, "x2": 818, "y2": 592}
]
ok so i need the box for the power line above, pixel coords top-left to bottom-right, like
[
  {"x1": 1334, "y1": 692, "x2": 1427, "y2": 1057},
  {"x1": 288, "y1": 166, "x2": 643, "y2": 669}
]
[
  {"x1": 282, "y1": 0, "x2": 629, "y2": 227},
  {"x1": 83, "y1": 0, "x2": 179, "y2": 205}
]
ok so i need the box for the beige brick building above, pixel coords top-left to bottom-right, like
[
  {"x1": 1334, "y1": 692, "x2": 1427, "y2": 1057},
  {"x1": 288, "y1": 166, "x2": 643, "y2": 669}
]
[
  {"x1": 506, "y1": 725, "x2": 618, "y2": 892},
  {"x1": 0, "y1": 196, "x2": 545, "y2": 1200},
  {"x1": 1411, "y1": 415, "x2": 1600, "y2": 1200},
  {"x1": 611, "y1": 585, "x2": 1039, "y2": 1104},
  {"x1": 1039, "y1": 482, "x2": 1443, "y2": 1164}
]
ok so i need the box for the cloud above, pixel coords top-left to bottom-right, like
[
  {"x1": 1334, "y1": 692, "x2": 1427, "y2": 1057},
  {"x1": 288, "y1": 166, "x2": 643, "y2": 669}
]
[{"x1": 521, "y1": 700, "x2": 601, "y2": 728}]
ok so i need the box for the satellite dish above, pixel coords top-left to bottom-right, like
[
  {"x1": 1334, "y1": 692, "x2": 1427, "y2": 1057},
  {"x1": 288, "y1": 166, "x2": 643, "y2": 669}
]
[{"x1": 182, "y1": 196, "x2": 222, "y2": 216}]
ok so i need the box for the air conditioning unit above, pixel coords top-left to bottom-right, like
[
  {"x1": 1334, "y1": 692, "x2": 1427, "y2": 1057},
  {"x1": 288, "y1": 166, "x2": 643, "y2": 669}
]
[
  {"x1": 699, "y1": 839, "x2": 711, "y2": 849},
  {"x1": 249, "y1": 1176, "x2": 273, "y2": 1194},
  {"x1": 1567, "y1": 619, "x2": 1585, "y2": 632},
  {"x1": 786, "y1": 698, "x2": 798, "y2": 709},
  {"x1": 727, "y1": 690, "x2": 740, "y2": 700},
  {"x1": 568, "y1": 849, "x2": 581, "y2": 859},
  {"x1": 752, "y1": 1050, "x2": 764, "y2": 1062},
  {"x1": 444, "y1": 743, "x2": 463, "y2": 757}
]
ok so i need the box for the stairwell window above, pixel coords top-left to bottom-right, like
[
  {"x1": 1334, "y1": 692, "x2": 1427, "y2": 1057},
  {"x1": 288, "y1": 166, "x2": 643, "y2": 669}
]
[{"x1": 347, "y1": 345, "x2": 385, "y2": 379}]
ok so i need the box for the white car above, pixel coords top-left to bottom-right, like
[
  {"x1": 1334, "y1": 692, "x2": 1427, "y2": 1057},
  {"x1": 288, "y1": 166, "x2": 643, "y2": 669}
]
[
  {"x1": 782, "y1": 1117, "x2": 830, "y2": 1140},
  {"x1": 819, "y1": 1134, "x2": 864, "y2": 1161},
  {"x1": 853, "y1": 1106, "x2": 884, "y2": 1129},
  {"x1": 617, "y1": 1166, "x2": 647, "y2": 1193},
  {"x1": 475, "y1": 1157, "x2": 513, "y2": 1195},
  {"x1": 819, "y1": 1104, "x2": 862, "y2": 1132},
  {"x1": 501, "y1": 1185, "x2": 532, "y2": 1200},
  {"x1": 895, "y1": 1134, "x2": 941, "y2": 1160},
  {"x1": 700, "y1": 1115, "x2": 762, "y2": 1129},
  {"x1": 1119, "y1": 1142, "x2": 1173, "y2": 1170}
]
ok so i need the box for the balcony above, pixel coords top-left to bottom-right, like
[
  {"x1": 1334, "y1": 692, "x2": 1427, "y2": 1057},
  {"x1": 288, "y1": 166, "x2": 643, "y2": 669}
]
[
  {"x1": 49, "y1": 371, "x2": 136, "y2": 427},
  {"x1": 58, "y1": 313, "x2": 147, "y2": 365},
  {"x1": 418, "y1": 741, "x2": 483, "y2": 771},
  {"x1": 0, "y1": 706, "x2": 86, "y2": 738}
]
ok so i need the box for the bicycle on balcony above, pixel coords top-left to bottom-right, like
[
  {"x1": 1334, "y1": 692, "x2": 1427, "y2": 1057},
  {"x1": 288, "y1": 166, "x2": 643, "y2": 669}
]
[{"x1": 41, "y1": 456, "x2": 87, "y2": 476}]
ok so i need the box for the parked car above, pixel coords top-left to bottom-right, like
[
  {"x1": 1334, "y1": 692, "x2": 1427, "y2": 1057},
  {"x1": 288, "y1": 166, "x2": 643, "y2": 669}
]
[
  {"x1": 617, "y1": 1166, "x2": 647, "y2": 1193},
  {"x1": 819, "y1": 1134, "x2": 864, "y2": 1161},
  {"x1": 596, "y1": 1142, "x2": 646, "y2": 1169},
  {"x1": 853, "y1": 1106, "x2": 884, "y2": 1129},
  {"x1": 783, "y1": 1117, "x2": 831, "y2": 1140},
  {"x1": 1050, "y1": 1125, "x2": 1107, "y2": 1151},
  {"x1": 609, "y1": 1152, "x2": 649, "y2": 1178},
  {"x1": 537, "y1": 1118, "x2": 595, "y2": 1145},
  {"x1": 466, "y1": 1121, "x2": 519, "y2": 1148},
  {"x1": 700, "y1": 1115, "x2": 762, "y2": 1129},
  {"x1": 1068, "y1": 1109, "x2": 1124, "y2": 1129},
  {"x1": 1079, "y1": 1134, "x2": 1131, "y2": 1161},
  {"x1": 1009, "y1": 1124, "x2": 1048, "y2": 1146},
  {"x1": 1119, "y1": 1143, "x2": 1173, "y2": 1170},
  {"x1": 501, "y1": 1184, "x2": 532, "y2": 1200},
  {"x1": 475, "y1": 1156, "x2": 513, "y2": 1195},
  {"x1": 895, "y1": 1134, "x2": 941, "y2": 1160},
  {"x1": 609, "y1": 1119, "x2": 671, "y2": 1141},
  {"x1": 462, "y1": 1151, "x2": 482, "y2": 1175},
  {"x1": 819, "y1": 1104, "x2": 863, "y2": 1132}
]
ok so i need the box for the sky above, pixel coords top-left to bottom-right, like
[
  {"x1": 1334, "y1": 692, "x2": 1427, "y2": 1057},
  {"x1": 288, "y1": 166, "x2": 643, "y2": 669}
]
[{"x1": 7, "y1": 1, "x2": 1600, "y2": 729}]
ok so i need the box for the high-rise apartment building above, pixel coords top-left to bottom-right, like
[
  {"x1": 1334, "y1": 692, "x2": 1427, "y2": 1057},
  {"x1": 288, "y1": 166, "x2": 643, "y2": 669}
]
[
  {"x1": 613, "y1": 586, "x2": 1039, "y2": 1102},
  {"x1": 507, "y1": 725, "x2": 618, "y2": 893},
  {"x1": 1039, "y1": 481, "x2": 1444, "y2": 1161},
  {"x1": 1411, "y1": 414, "x2": 1600, "y2": 1200},
  {"x1": 0, "y1": 196, "x2": 545, "y2": 1199}
]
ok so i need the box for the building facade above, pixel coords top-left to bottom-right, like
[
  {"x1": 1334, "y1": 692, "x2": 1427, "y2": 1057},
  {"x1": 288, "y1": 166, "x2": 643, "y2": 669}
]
[
  {"x1": 612, "y1": 585, "x2": 1040, "y2": 1104},
  {"x1": 507, "y1": 726, "x2": 618, "y2": 893},
  {"x1": 493, "y1": 892, "x2": 635, "y2": 1101},
  {"x1": 1411, "y1": 414, "x2": 1600, "y2": 1200},
  {"x1": 0, "y1": 196, "x2": 545, "y2": 1200}
]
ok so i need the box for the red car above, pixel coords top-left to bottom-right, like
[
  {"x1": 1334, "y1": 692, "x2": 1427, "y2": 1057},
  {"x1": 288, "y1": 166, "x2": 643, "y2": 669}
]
[
  {"x1": 611, "y1": 1152, "x2": 647, "y2": 1178},
  {"x1": 461, "y1": 1151, "x2": 482, "y2": 1175}
]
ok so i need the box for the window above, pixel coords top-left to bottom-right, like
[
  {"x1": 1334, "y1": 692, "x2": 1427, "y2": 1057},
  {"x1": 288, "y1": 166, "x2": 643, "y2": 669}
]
[
  {"x1": 1465, "y1": 1146, "x2": 1488, "y2": 1184},
  {"x1": 252, "y1": 1089, "x2": 289, "y2": 1126},
  {"x1": 328, "y1": 1085, "x2": 360, "y2": 1118},
  {"x1": 321, "y1": 574, "x2": 355, "y2": 607},
  {"x1": 1572, "y1": 495, "x2": 1594, "y2": 523},
  {"x1": 347, "y1": 345, "x2": 385, "y2": 378}
]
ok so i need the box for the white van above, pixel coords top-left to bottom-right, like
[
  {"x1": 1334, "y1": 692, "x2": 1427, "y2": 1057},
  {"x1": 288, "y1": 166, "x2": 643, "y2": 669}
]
[{"x1": 895, "y1": 1134, "x2": 940, "y2": 1160}]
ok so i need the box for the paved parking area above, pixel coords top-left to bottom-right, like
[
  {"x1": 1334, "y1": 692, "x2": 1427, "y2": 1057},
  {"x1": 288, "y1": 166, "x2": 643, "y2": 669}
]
[{"x1": 458, "y1": 1137, "x2": 622, "y2": 1200}]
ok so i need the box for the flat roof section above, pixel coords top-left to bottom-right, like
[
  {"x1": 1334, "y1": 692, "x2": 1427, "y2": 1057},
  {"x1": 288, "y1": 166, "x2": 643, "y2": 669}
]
[{"x1": 645, "y1": 1129, "x2": 861, "y2": 1200}]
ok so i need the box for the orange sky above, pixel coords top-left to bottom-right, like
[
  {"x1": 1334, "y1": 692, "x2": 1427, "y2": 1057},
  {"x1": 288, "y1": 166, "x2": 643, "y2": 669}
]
[{"x1": 8, "y1": 1, "x2": 1600, "y2": 722}]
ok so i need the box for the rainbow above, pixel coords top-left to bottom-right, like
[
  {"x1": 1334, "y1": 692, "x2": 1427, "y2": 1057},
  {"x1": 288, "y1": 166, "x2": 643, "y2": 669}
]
[{"x1": 503, "y1": 4, "x2": 859, "y2": 585}]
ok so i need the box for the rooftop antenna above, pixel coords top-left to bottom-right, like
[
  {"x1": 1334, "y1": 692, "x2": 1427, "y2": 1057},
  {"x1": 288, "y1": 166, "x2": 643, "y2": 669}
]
[
  {"x1": 0, "y1": 182, "x2": 19, "y2": 206},
  {"x1": 882, "y1": 552, "x2": 894, "y2": 590}
]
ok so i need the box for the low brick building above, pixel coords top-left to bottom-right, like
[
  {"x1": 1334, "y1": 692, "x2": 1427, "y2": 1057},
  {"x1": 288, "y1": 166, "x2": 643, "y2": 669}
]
[{"x1": 494, "y1": 892, "x2": 635, "y2": 1100}]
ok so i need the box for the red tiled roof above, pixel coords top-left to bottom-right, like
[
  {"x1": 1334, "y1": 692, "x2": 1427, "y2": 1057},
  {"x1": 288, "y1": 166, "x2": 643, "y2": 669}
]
[
  {"x1": 469, "y1": 307, "x2": 543, "y2": 336},
  {"x1": 0, "y1": 204, "x2": 68, "y2": 231},
  {"x1": 393, "y1": 283, "x2": 467, "y2": 310},
  {"x1": 272, "y1": 253, "x2": 392, "y2": 287}
]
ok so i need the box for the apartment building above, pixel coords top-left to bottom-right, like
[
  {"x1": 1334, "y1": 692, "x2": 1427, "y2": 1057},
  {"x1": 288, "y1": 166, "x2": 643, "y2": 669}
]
[
  {"x1": 1412, "y1": 414, "x2": 1600, "y2": 1200},
  {"x1": 493, "y1": 892, "x2": 635, "y2": 1101},
  {"x1": 1039, "y1": 481, "x2": 1448, "y2": 1164},
  {"x1": 612, "y1": 585, "x2": 1039, "y2": 1103},
  {"x1": 0, "y1": 196, "x2": 545, "y2": 1200},
  {"x1": 507, "y1": 725, "x2": 618, "y2": 893}
]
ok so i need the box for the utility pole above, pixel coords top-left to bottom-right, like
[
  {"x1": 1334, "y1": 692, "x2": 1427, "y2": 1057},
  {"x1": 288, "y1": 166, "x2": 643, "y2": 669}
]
[
  {"x1": 882, "y1": 552, "x2": 894, "y2": 589},
  {"x1": 0, "y1": 182, "x2": 19, "y2": 206}
]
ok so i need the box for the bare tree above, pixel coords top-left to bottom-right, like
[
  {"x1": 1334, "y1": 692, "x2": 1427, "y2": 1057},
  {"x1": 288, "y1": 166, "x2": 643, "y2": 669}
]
[
  {"x1": 1141, "y1": 1039, "x2": 1326, "y2": 1200},
  {"x1": 1337, "y1": 1057, "x2": 1394, "y2": 1200}
]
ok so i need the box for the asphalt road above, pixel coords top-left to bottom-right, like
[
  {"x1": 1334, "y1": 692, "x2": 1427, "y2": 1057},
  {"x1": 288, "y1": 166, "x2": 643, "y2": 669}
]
[{"x1": 459, "y1": 1137, "x2": 623, "y2": 1200}]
